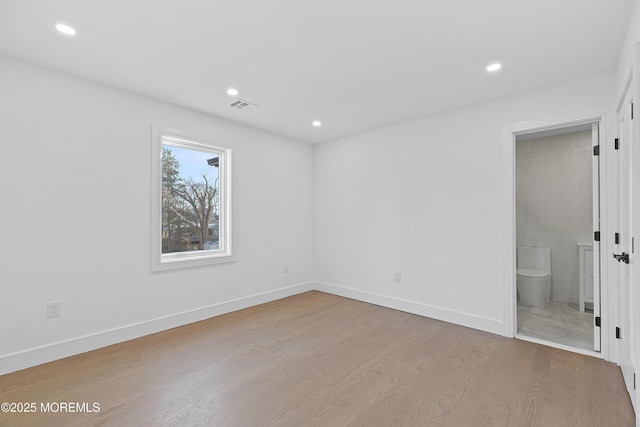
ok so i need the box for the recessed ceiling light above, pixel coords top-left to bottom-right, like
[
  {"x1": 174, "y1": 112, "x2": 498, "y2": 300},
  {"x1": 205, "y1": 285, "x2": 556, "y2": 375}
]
[
  {"x1": 55, "y1": 23, "x2": 76, "y2": 36},
  {"x1": 312, "y1": 120, "x2": 322, "y2": 127},
  {"x1": 486, "y1": 63, "x2": 502, "y2": 72},
  {"x1": 226, "y1": 88, "x2": 239, "y2": 96}
]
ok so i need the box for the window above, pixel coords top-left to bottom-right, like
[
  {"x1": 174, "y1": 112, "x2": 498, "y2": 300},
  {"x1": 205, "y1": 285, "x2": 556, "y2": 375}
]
[{"x1": 151, "y1": 128, "x2": 232, "y2": 271}]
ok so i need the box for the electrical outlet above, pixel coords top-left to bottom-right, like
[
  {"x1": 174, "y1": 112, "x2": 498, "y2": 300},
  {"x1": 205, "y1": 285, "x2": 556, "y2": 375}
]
[
  {"x1": 394, "y1": 271, "x2": 402, "y2": 283},
  {"x1": 47, "y1": 301, "x2": 61, "y2": 318},
  {"x1": 283, "y1": 265, "x2": 289, "y2": 274}
]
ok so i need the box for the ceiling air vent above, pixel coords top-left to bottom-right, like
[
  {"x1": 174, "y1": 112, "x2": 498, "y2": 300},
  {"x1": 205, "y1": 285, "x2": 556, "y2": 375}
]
[{"x1": 229, "y1": 98, "x2": 258, "y2": 110}]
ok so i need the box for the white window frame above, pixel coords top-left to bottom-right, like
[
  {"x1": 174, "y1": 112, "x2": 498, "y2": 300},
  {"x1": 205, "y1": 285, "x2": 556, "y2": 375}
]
[{"x1": 151, "y1": 126, "x2": 233, "y2": 271}]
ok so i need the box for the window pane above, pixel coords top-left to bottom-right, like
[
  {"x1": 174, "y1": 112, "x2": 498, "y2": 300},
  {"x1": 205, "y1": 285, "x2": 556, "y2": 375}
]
[{"x1": 161, "y1": 144, "x2": 220, "y2": 254}]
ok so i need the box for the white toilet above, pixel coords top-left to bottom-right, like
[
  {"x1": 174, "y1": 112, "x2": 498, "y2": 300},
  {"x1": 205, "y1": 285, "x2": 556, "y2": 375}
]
[{"x1": 516, "y1": 246, "x2": 551, "y2": 307}]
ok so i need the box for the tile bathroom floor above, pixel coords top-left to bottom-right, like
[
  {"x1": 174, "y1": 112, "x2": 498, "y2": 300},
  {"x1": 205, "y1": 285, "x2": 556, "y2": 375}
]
[{"x1": 517, "y1": 300, "x2": 594, "y2": 351}]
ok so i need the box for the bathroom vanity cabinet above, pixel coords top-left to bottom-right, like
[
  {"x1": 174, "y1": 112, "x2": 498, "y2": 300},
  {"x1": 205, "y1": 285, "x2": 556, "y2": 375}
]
[{"x1": 578, "y1": 242, "x2": 593, "y2": 312}]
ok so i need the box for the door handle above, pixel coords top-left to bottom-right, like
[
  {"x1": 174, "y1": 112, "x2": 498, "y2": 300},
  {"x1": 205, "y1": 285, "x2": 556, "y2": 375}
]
[{"x1": 613, "y1": 252, "x2": 630, "y2": 264}]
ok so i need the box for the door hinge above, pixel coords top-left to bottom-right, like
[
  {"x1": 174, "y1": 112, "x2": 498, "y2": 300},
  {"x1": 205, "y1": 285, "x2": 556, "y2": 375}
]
[
  {"x1": 633, "y1": 237, "x2": 635, "y2": 254},
  {"x1": 615, "y1": 138, "x2": 620, "y2": 150},
  {"x1": 595, "y1": 316, "x2": 601, "y2": 327},
  {"x1": 634, "y1": 373, "x2": 636, "y2": 390},
  {"x1": 632, "y1": 102, "x2": 634, "y2": 120},
  {"x1": 615, "y1": 233, "x2": 620, "y2": 244},
  {"x1": 594, "y1": 231, "x2": 600, "y2": 242},
  {"x1": 593, "y1": 145, "x2": 600, "y2": 156},
  {"x1": 616, "y1": 327, "x2": 621, "y2": 339}
]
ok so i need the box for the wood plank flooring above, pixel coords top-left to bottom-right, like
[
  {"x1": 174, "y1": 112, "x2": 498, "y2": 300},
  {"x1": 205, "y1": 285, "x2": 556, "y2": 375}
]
[{"x1": 0, "y1": 291, "x2": 634, "y2": 426}]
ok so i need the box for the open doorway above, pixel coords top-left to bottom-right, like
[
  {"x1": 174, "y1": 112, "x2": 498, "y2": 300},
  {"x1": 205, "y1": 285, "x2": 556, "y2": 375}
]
[
  {"x1": 504, "y1": 114, "x2": 604, "y2": 356},
  {"x1": 515, "y1": 124, "x2": 600, "y2": 352}
]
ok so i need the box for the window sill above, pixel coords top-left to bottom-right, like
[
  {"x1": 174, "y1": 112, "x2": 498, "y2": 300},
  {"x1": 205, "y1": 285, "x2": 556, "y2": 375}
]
[{"x1": 152, "y1": 253, "x2": 236, "y2": 272}]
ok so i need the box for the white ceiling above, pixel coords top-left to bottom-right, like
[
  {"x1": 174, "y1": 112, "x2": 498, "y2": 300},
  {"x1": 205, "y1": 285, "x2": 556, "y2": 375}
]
[{"x1": 0, "y1": 0, "x2": 634, "y2": 144}]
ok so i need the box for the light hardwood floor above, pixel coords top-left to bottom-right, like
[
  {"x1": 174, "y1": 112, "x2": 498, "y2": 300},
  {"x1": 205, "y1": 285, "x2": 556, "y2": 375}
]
[{"x1": 0, "y1": 291, "x2": 634, "y2": 426}]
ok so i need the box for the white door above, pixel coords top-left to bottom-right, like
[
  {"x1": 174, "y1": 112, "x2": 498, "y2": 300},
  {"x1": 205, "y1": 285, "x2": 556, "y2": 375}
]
[
  {"x1": 592, "y1": 123, "x2": 601, "y2": 352},
  {"x1": 616, "y1": 89, "x2": 635, "y2": 405}
]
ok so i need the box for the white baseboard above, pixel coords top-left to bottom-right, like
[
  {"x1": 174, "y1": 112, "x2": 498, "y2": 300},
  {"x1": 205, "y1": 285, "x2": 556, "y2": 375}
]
[
  {"x1": 0, "y1": 282, "x2": 314, "y2": 376},
  {"x1": 314, "y1": 282, "x2": 503, "y2": 335},
  {"x1": 1, "y1": 281, "x2": 504, "y2": 376}
]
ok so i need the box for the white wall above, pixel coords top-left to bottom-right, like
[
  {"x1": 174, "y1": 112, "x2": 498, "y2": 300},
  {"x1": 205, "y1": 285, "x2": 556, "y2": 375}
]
[
  {"x1": 516, "y1": 131, "x2": 593, "y2": 304},
  {"x1": 314, "y1": 72, "x2": 616, "y2": 335},
  {"x1": 617, "y1": 0, "x2": 640, "y2": 96},
  {"x1": 0, "y1": 56, "x2": 315, "y2": 374}
]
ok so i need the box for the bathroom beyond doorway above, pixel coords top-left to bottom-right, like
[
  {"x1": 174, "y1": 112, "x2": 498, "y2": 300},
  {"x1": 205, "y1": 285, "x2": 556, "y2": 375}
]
[{"x1": 515, "y1": 125, "x2": 599, "y2": 353}]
